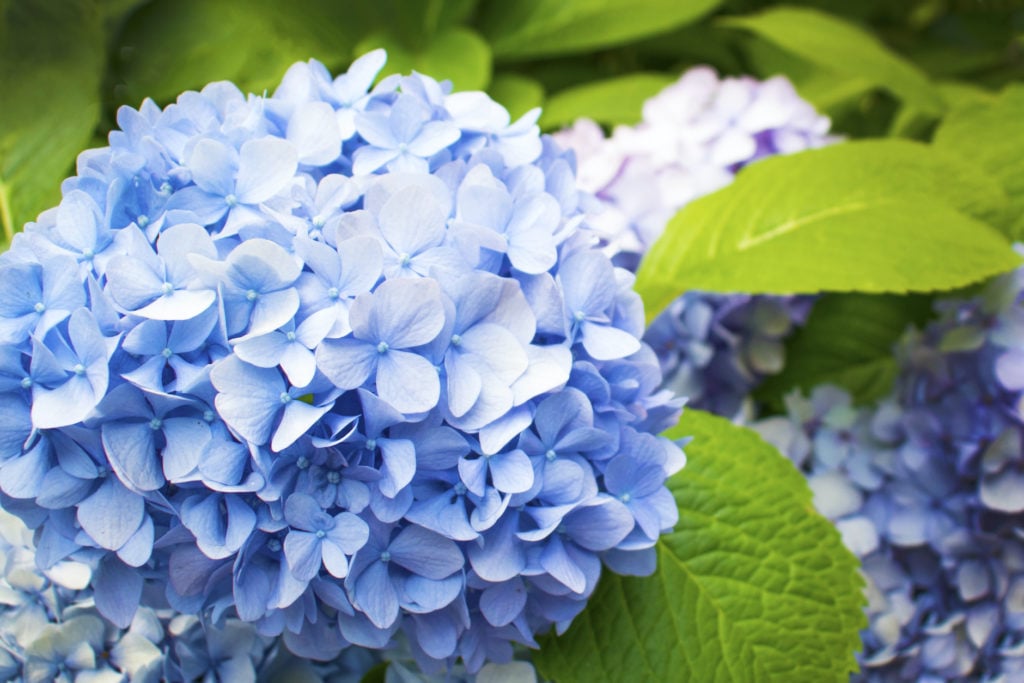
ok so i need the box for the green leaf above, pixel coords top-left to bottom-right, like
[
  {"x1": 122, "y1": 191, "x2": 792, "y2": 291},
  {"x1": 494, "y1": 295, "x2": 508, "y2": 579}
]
[
  {"x1": 114, "y1": 0, "x2": 358, "y2": 106},
  {"x1": 356, "y1": 27, "x2": 492, "y2": 91},
  {"x1": 343, "y1": 0, "x2": 477, "y2": 52},
  {"x1": 0, "y1": 0, "x2": 105, "y2": 238},
  {"x1": 538, "y1": 73, "x2": 674, "y2": 130},
  {"x1": 535, "y1": 409, "x2": 865, "y2": 683},
  {"x1": 721, "y1": 6, "x2": 945, "y2": 115},
  {"x1": 933, "y1": 85, "x2": 1024, "y2": 241},
  {"x1": 741, "y1": 37, "x2": 875, "y2": 114},
  {"x1": 480, "y1": 0, "x2": 722, "y2": 61},
  {"x1": 756, "y1": 293, "x2": 933, "y2": 408},
  {"x1": 634, "y1": 140, "x2": 1019, "y2": 319},
  {"x1": 488, "y1": 73, "x2": 545, "y2": 121}
]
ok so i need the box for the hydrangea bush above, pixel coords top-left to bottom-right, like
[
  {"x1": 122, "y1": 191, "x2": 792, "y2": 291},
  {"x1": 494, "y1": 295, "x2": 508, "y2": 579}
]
[
  {"x1": 756, "y1": 265, "x2": 1024, "y2": 681},
  {"x1": 0, "y1": 50, "x2": 685, "y2": 675},
  {"x1": 554, "y1": 68, "x2": 831, "y2": 418}
]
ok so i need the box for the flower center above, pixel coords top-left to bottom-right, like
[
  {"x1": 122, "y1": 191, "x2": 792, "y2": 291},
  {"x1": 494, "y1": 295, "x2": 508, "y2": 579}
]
[
  {"x1": 619, "y1": 493, "x2": 632, "y2": 503},
  {"x1": 380, "y1": 551, "x2": 391, "y2": 563},
  {"x1": 148, "y1": 418, "x2": 163, "y2": 431},
  {"x1": 327, "y1": 287, "x2": 340, "y2": 300},
  {"x1": 279, "y1": 392, "x2": 292, "y2": 404},
  {"x1": 286, "y1": 331, "x2": 297, "y2": 342},
  {"x1": 450, "y1": 334, "x2": 462, "y2": 347},
  {"x1": 137, "y1": 214, "x2": 150, "y2": 228},
  {"x1": 266, "y1": 538, "x2": 281, "y2": 553},
  {"x1": 246, "y1": 289, "x2": 259, "y2": 302},
  {"x1": 162, "y1": 347, "x2": 174, "y2": 358},
  {"x1": 376, "y1": 341, "x2": 389, "y2": 354},
  {"x1": 545, "y1": 449, "x2": 557, "y2": 461},
  {"x1": 399, "y1": 252, "x2": 411, "y2": 267},
  {"x1": 72, "y1": 363, "x2": 86, "y2": 376},
  {"x1": 225, "y1": 193, "x2": 238, "y2": 207},
  {"x1": 453, "y1": 482, "x2": 467, "y2": 496},
  {"x1": 365, "y1": 438, "x2": 377, "y2": 451},
  {"x1": 573, "y1": 310, "x2": 586, "y2": 323},
  {"x1": 20, "y1": 377, "x2": 32, "y2": 389},
  {"x1": 161, "y1": 282, "x2": 174, "y2": 296},
  {"x1": 312, "y1": 216, "x2": 326, "y2": 228},
  {"x1": 296, "y1": 456, "x2": 310, "y2": 470},
  {"x1": 327, "y1": 470, "x2": 341, "y2": 484},
  {"x1": 315, "y1": 529, "x2": 326, "y2": 539},
  {"x1": 33, "y1": 302, "x2": 45, "y2": 313},
  {"x1": 203, "y1": 410, "x2": 215, "y2": 422}
]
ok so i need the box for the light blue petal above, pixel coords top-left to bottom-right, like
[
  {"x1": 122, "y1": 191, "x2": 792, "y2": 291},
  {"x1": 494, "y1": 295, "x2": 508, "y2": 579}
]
[
  {"x1": 378, "y1": 438, "x2": 416, "y2": 498},
  {"x1": 376, "y1": 350, "x2": 440, "y2": 414},
  {"x1": 388, "y1": 525, "x2": 463, "y2": 579},
  {"x1": 445, "y1": 353, "x2": 482, "y2": 418},
  {"x1": 316, "y1": 337, "x2": 378, "y2": 389},
  {"x1": 353, "y1": 560, "x2": 399, "y2": 629},
  {"x1": 479, "y1": 579, "x2": 526, "y2": 627},
  {"x1": 287, "y1": 102, "x2": 342, "y2": 166},
  {"x1": 0, "y1": 438, "x2": 49, "y2": 498},
  {"x1": 161, "y1": 417, "x2": 209, "y2": 481},
  {"x1": 188, "y1": 138, "x2": 238, "y2": 197},
  {"x1": 196, "y1": 435, "x2": 248, "y2": 486},
  {"x1": 105, "y1": 255, "x2": 164, "y2": 311},
  {"x1": 539, "y1": 535, "x2": 585, "y2": 594},
  {"x1": 562, "y1": 498, "x2": 634, "y2": 551},
  {"x1": 136, "y1": 289, "x2": 216, "y2": 321},
  {"x1": 77, "y1": 478, "x2": 144, "y2": 550},
  {"x1": 488, "y1": 449, "x2": 534, "y2": 495},
  {"x1": 234, "y1": 331, "x2": 291, "y2": 368},
  {"x1": 102, "y1": 422, "x2": 164, "y2": 491},
  {"x1": 581, "y1": 320, "x2": 641, "y2": 361},
  {"x1": 210, "y1": 357, "x2": 282, "y2": 446},
  {"x1": 272, "y1": 400, "x2": 332, "y2": 452},
  {"x1": 116, "y1": 514, "x2": 154, "y2": 567},
  {"x1": 235, "y1": 137, "x2": 298, "y2": 204},
  {"x1": 93, "y1": 557, "x2": 143, "y2": 628},
  {"x1": 327, "y1": 511, "x2": 370, "y2": 555},
  {"x1": 407, "y1": 120, "x2": 460, "y2": 157},
  {"x1": 284, "y1": 530, "x2": 323, "y2": 581},
  {"x1": 377, "y1": 185, "x2": 447, "y2": 255}
]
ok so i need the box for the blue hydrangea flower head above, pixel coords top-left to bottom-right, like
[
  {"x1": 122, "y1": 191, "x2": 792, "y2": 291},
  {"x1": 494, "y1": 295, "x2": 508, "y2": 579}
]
[
  {"x1": 0, "y1": 50, "x2": 685, "y2": 674},
  {"x1": 755, "y1": 263, "x2": 1024, "y2": 680}
]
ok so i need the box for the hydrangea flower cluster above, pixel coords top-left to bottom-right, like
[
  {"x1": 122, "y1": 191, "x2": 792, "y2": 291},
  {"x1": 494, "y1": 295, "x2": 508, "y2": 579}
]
[
  {"x1": 755, "y1": 266, "x2": 1024, "y2": 681},
  {"x1": 0, "y1": 50, "x2": 685, "y2": 674},
  {"x1": 0, "y1": 508, "x2": 385, "y2": 682},
  {"x1": 553, "y1": 67, "x2": 829, "y2": 418}
]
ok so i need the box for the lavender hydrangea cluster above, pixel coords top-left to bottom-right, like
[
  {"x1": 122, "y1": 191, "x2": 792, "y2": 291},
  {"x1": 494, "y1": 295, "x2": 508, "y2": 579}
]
[
  {"x1": 0, "y1": 50, "x2": 684, "y2": 674},
  {"x1": 554, "y1": 67, "x2": 830, "y2": 418},
  {"x1": 755, "y1": 266, "x2": 1024, "y2": 681}
]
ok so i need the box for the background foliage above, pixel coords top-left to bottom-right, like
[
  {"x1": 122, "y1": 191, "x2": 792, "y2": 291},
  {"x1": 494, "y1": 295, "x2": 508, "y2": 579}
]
[{"x1": 2, "y1": 1, "x2": 1022, "y2": 681}]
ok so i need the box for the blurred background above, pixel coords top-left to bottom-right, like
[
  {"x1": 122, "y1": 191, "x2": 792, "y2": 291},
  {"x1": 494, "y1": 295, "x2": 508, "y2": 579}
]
[{"x1": 2, "y1": 0, "x2": 1022, "y2": 247}]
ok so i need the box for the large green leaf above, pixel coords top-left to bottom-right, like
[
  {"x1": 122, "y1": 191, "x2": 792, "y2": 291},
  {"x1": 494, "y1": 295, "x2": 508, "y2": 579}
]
[
  {"x1": 721, "y1": 6, "x2": 945, "y2": 115},
  {"x1": 757, "y1": 293, "x2": 934, "y2": 408},
  {"x1": 635, "y1": 140, "x2": 1018, "y2": 319},
  {"x1": 535, "y1": 409, "x2": 865, "y2": 682},
  {"x1": 114, "y1": 0, "x2": 358, "y2": 106},
  {"x1": 480, "y1": 0, "x2": 722, "y2": 61},
  {"x1": 933, "y1": 85, "x2": 1024, "y2": 241},
  {"x1": 539, "y1": 73, "x2": 674, "y2": 130},
  {"x1": 356, "y1": 27, "x2": 492, "y2": 92},
  {"x1": 0, "y1": 0, "x2": 105, "y2": 239}
]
